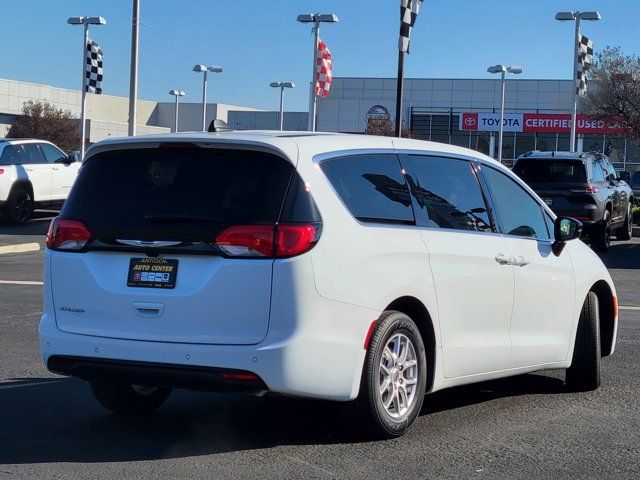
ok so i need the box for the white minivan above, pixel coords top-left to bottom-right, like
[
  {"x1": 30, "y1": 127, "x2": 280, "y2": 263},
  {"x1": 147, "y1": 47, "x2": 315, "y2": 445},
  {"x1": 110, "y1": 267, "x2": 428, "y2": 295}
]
[{"x1": 39, "y1": 131, "x2": 618, "y2": 437}]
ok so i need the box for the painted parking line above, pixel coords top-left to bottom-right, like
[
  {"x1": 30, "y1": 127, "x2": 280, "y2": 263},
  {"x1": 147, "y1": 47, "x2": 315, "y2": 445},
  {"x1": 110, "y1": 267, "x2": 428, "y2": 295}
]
[
  {"x1": 0, "y1": 242, "x2": 41, "y2": 255},
  {"x1": 0, "y1": 380, "x2": 62, "y2": 390},
  {"x1": 620, "y1": 305, "x2": 640, "y2": 311},
  {"x1": 0, "y1": 280, "x2": 44, "y2": 286}
]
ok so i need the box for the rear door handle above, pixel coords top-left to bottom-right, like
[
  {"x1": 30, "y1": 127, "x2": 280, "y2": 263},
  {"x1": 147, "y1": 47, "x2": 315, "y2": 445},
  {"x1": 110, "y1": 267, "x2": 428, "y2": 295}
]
[
  {"x1": 494, "y1": 253, "x2": 513, "y2": 265},
  {"x1": 512, "y1": 256, "x2": 529, "y2": 267}
]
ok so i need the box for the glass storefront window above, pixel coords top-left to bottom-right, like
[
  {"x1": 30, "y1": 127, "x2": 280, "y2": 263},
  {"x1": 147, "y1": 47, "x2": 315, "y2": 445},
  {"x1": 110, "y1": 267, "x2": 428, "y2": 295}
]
[
  {"x1": 583, "y1": 134, "x2": 604, "y2": 153},
  {"x1": 536, "y1": 134, "x2": 556, "y2": 151},
  {"x1": 501, "y1": 133, "x2": 515, "y2": 160},
  {"x1": 557, "y1": 134, "x2": 570, "y2": 152},
  {"x1": 604, "y1": 135, "x2": 625, "y2": 162},
  {"x1": 471, "y1": 132, "x2": 490, "y2": 156},
  {"x1": 515, "y1": 133, "x2": 535, "y2": 157}
]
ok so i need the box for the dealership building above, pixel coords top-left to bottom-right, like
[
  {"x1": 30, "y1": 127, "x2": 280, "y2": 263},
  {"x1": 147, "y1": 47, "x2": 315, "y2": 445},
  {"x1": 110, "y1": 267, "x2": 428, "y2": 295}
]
[
  {"x1": 306, "y1": 77, "x2": 637, "y2": 166},
  {"x1": 1, "y1": 75, "x2": 636, "y2": 167}
]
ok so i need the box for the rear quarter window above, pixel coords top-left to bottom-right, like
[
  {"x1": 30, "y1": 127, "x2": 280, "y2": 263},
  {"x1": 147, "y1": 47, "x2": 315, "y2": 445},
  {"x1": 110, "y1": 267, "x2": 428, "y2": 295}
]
[{"x1": 320, "y1": 154, "x2": 414, "y2": 224}]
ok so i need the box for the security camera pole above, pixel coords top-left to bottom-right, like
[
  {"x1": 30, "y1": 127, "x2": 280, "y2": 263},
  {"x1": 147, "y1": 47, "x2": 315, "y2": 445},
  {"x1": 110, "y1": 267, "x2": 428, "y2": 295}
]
[
  {"x1": 67, "y1": 16, "x2": 106, "y2": 161},
  {"x1": 270, "y1": 82, "x2": 295, "y2": 130},
  {"x1": 555, "y1": 10, "x2": 601, "y2": 152},
  {"x1": 168, "y1": 90, "x2": 185, "y2": 132},
  {"x1": 487, "y1": 65, "x2": 522, "y2": 164},
  {"x1": 193, "y1": 65, "x2": 223, "y2": 132},
  {"x1": 297, "y1": 13, "x2": 338, "y2": 132}
]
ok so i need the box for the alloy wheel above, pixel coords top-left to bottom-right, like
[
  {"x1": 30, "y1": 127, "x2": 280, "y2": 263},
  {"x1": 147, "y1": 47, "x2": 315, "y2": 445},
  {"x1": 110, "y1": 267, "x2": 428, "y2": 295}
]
[
  {"x1": 378, "y1": 333, "x2": 419, "y2": 419},
  {"x1": 13, "y1": 191, "x2": 31, "y2": 224}
]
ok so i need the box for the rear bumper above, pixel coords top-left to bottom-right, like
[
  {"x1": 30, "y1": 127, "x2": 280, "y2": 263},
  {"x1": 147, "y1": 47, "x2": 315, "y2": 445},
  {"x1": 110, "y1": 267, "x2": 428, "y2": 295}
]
[
  {"x1": 551, "y1": 204, "x2": 600, "y2": 225},
  {"x1": 47, "y1": 355, "x2": 268, "y2": 393},
  {"x1": 39, "y1": 291, "x2": 374, "y2": 402}
]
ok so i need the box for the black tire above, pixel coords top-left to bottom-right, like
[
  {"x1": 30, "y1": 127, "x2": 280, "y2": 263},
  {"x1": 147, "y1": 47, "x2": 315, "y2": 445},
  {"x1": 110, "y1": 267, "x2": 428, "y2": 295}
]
[
  {"x1": 592, "y1": 211, "x2": 611, "y2": 252},
  {"x1": 566, "y1": 292, "x2": 601, "y2": 392},
  {"x1": 616, "y1": 203, "x2": 633, "y2": 241},
  {"x1": 3, "y1": 187, "x2": 33, "y2": 225},
  {"x1": 355, "y1": 311, "x2": 427, "y2": 438},
  {"x1": 89, "y1": 380, "x2": 171, "y2": 414}
]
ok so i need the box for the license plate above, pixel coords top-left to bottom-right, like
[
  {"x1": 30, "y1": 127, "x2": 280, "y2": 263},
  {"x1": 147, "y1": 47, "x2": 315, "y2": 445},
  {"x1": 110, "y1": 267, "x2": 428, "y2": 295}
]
[
  {"x1": 542, "y1": 197, "x2": 553, "y2": 206},
  {"x1": 127, "y1": 258, "x2": 178, "y2": 289}
]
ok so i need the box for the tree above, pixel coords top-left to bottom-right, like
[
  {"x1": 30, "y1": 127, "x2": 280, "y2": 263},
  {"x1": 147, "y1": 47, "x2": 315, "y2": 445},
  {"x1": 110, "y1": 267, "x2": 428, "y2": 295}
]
[
  {"x1": 7, "y1": 100, "x2": 79, "y2": 151},
  {"x1": 582, "y1": 47, "x2": 640, "y2": 140},
  {"x1": 365, "y1": 116, "x2": 412, "y2": 138}
]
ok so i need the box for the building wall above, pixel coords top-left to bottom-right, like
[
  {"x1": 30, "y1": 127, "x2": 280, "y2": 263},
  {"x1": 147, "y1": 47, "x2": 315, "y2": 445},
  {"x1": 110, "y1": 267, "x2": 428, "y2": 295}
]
[
  {"x1": 229, "y1": 111, "x2": 309, "y2": 131},
  {"x1": 155, "y1": 102, "x2": 262, "y2": 132},
  {"x1": 316, "y1": 77, "x2": 575, "y2": 133}
]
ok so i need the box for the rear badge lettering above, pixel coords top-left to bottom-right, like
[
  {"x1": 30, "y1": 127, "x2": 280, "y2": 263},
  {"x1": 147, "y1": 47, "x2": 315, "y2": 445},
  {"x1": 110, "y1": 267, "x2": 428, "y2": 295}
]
[{"x1": 59, "y1": 307, "x2": 85, "y2": 313}]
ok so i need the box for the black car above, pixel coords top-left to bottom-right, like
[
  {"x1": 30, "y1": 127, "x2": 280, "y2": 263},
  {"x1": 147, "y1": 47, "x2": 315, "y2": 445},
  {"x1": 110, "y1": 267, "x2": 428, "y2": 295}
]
[{"x1": 513, "y1": 151, "x2": 634, "y2": 252}]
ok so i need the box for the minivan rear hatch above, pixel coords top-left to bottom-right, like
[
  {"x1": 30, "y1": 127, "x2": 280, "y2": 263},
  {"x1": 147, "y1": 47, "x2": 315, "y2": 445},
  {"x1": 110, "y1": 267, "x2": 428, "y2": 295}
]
[{"x1": 49, "y1": 144, "x2": 298, "y2": 345}]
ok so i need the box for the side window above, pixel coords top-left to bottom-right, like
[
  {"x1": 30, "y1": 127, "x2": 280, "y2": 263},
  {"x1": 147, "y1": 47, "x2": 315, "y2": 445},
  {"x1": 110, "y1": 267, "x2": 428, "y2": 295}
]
[
  {"x1": 483, "y1": 166, "x2": 550, "y2": 240},
  {"x1": 400, "y1": 155, "x2": 492, "y2": 232},
  {"x1": 23, "y1": 144, "x2": 47, "y2": 165},
  {"x1": 603, "y1": 159, "x2": 616, "y2": 181},
  {"x1": 591, "y1": 161, "x2": 605, "y2": 182},
  {"x1": 40, "y1": 144, "x2": 67, "y2": 164},
  {"x1": 0, "y1": 145, "x2": 27, "y2": 165},
  {"x1": 320, "y1": 154, "x2": 414, "y2": 224}
]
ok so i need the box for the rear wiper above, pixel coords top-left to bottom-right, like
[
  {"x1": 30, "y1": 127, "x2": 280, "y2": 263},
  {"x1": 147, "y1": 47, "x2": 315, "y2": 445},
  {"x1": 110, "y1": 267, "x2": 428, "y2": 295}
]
[{"x1": 145, "y1": 214, "x2": 221, "y2": 224}]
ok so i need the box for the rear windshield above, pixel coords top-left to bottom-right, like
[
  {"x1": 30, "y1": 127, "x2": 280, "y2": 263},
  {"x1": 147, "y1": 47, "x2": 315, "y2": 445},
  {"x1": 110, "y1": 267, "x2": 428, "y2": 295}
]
[
  {"x1": 513, "y1": 159, "x2": 587, "y2": 184},
  {"x1": 61, "y1": 147, "x2": 295, "y2": 241},
  {"x1": 631, "y1": 171, "x2": 640, "y2": 188}
]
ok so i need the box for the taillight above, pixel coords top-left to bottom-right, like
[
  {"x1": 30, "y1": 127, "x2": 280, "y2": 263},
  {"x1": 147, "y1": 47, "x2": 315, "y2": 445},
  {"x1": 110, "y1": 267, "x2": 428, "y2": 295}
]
[
  {"x1": 214, "y1": 224, "x2": 320, "y2": 258},
  {"x1": 215, "y1": 225, "x2": 274, "y2": 257},
  {"x1": 0, "y1": 168, "x2": 4, "y2": 174},
  {"x1": 571, "y1": 185, "x2": 598, "y2": 193},
  {"x1": 45, "y1": 217, "x2": 92, "y2": 251}
]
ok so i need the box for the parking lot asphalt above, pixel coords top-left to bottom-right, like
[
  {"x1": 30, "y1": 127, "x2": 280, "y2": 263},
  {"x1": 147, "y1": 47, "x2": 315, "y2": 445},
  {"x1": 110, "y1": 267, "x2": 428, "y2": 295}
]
[{"x1": 1, "y1": 215, "x2": 639, "y2": 479}]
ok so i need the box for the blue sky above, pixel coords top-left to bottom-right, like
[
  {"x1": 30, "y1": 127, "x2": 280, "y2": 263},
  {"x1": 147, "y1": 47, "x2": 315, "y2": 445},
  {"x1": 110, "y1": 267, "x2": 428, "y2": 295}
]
[{"x1": 3, "y1": 1, "x2": 638, "y2": 111}]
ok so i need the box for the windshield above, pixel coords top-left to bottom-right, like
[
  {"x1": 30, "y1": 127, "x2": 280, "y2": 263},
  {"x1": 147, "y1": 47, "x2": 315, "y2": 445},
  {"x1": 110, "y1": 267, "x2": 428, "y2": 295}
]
[
  {"x1": 61, "y1": 146, "x2": 295, "y2": 241},
  {"x1": 513, "y1": 159, "x2": 587, "y2": 184}
]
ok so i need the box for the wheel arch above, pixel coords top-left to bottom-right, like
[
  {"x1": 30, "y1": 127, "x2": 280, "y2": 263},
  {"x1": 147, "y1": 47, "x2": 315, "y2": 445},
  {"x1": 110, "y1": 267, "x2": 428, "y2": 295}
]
[
  {"x1": 385, "y1": 296, "x2": 437, "y2": 393},
  {"x1": 8, "y1": 179, "x2": 34, "y2": 201},
  {"x1": 590, "y1": 280, "x2": 616, "y2": 357}
]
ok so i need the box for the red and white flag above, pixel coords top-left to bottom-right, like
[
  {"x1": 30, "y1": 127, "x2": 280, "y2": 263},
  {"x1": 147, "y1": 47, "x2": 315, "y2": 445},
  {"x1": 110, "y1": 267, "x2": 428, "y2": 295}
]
[{"x1": 315, "y1": 38, "x2": 332, "y2": 97}]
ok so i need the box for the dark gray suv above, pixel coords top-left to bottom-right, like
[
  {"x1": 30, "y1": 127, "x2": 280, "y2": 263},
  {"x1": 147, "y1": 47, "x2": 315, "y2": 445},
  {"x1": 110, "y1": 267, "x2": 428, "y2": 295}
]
[{"x1": 513, "y1": 151, "x2": 634, "y2": 252}]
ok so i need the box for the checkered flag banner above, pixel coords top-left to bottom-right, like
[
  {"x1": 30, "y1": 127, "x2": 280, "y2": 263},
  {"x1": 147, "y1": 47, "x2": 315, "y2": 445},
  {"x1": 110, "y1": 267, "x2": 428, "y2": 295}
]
[
  {"x1": 85, "y1": 37, "x2": 103, "y2": 94},
  {"x1": 576, "y1": 35, "x2": 594, "y2": 97},
  {"x1": 399, "y1": 0, "x2": 424, "y2": 53},
  {"x1": 315, "y1": 38, "x2": 332, "y2": 97}
]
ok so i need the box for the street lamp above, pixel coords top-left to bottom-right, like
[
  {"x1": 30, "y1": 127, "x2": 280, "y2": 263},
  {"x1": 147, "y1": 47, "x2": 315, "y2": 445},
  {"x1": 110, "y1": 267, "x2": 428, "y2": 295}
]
[
  {"x1": 270, "y1": 82, "x2": 295, "y2": 130},
  {"x1": 487, "y1": 64, "x2": 522, "y2": 164},
  {"x1": 168, "y1": 90, "x2": 185, "y2": 133},
  {"x1": 193, "y1": 64, "x2": 223, "y2": 132},
  {"x1": 67, "y1": 16, "x2": 106, "y2": 161},
  {"x1": 555, "y1": 10, "x2": 601, "y2": 152},
  {"x1": 297, "y1": 13, "x2": 338, "y2": 131}
]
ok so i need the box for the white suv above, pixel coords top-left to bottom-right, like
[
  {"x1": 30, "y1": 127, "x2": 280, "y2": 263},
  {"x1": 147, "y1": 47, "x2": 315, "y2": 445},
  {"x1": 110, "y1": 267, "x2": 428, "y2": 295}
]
[
  {"x1": 39, "y1": 131, "x2": 618, "y2": 438},
  {"x1": 0, "y1": 139, "x2": 80, "y2": 224}
]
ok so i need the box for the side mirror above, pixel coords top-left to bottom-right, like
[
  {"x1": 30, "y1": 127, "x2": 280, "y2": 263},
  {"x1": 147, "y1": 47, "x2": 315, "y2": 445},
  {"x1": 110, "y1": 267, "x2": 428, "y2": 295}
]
[
  {"x1": 552, "y1": 217, "x2": 583, "y2": 256},
  {"x1": 618, "y1": 171, "x2": 631, "y2": 182}
]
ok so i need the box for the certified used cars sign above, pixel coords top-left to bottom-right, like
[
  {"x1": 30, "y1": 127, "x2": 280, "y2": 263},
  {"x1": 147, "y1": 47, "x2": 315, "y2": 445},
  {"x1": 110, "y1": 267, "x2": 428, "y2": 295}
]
[{"x1": 459, "y1": 112, "x2": 625, "y2": 135}]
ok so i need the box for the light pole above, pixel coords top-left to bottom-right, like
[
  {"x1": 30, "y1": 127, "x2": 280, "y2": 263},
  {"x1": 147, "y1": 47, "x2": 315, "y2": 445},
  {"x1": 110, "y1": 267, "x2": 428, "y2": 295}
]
[
  {"x1": 297, "y1": 13, "x2": 338, "y2": 132},
  {"x1": 556, "y1": 10, "x2": 601, "y2": 152},
  {"x1": 487, "y1": 65, "x2": 522, "y2": 164},
  {"x1": 168, "y1": 90, "x2": 185, "y2": 132},
  {"x1": 67, "y1": 16, "x2": 106, "y2": 161},
  {"x1": 270, "y1": 82, "x2": 295, "y2": 130},
  {"x1": 193, "y1": 64, "x2": 222, "y2": 132},
  {"x1": 128, "y1": 0, "x2": 140, "y2": 137}
]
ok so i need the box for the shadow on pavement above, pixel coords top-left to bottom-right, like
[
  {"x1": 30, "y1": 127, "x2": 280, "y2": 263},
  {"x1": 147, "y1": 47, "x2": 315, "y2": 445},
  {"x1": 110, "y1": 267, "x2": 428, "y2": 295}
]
[
  {"x1": 0, "y1": 211, "x2": 57, "y2": 237},
  {"x1": 0, "y1": 373, "x2": 566, "y2": 464}
]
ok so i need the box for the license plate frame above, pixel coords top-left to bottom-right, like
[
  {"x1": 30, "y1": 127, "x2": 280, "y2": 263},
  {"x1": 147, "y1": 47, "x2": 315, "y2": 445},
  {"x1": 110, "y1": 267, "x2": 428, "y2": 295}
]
[{"x1": 127, "y1": 257, "x2": 178, "y2": 289}]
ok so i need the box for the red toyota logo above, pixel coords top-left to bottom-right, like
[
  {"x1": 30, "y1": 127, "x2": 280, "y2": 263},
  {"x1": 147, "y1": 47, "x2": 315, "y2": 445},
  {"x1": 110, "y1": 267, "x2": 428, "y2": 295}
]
[{"x1": 464, "y1": 116, "x2": 476, "y2": 126}]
